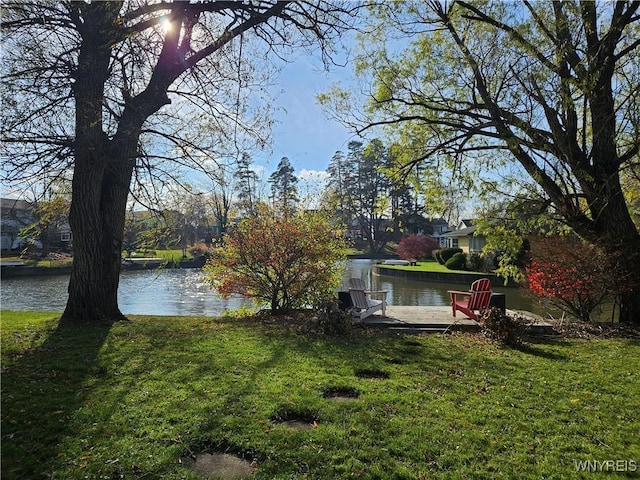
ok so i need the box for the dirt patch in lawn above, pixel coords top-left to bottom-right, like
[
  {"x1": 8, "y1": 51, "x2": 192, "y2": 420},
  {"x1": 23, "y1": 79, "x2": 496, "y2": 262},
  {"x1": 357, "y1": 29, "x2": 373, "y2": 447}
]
[
  {"x1": 181, "y1": 452, "x2": 255, "y2": 479},
  {"x1": 270, "y1": 406, "x2": 319, "y2": 430},
  {"x1": 322, "y1": 386, "x2": 360, "y2": 402}
]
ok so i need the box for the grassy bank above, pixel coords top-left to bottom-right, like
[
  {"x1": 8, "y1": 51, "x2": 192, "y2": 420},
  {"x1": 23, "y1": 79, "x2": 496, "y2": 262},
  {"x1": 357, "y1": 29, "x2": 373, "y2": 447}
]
[
  {"x1": 2, "y1": 311, "x2": 638, "y2": 479},
  {"x1": 379, "y1": 259, "x2": 484, "y2": 274}
]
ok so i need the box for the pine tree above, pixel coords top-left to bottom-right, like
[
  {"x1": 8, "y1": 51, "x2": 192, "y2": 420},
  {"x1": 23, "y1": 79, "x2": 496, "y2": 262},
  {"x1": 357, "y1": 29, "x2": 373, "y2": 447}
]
[
  {"x1": 268, "y1": 157, "x2": 299, "y2": 214},
  {"x1": 235, "y1": 153, "x2": 258, "y2": 217}
]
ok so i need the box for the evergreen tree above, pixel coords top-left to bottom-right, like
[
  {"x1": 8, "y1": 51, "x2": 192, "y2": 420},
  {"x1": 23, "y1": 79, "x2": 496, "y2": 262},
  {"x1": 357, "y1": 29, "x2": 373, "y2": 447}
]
[
  {"x1": 323, "y1": 140, "x2": 428, "y2": 252},
  {"x1": 386, "y1": 145, "x2": 423, "y2": 236},
  {"x1": 340, "y1": 139, "x2": 390, "y2": 253},
  {"x1": 268, "y1": 157, "x2": 299, "y2": 214},
  {"x1": 325, "y1": 150, "x2": 352, "y2": 225},
  {"x1": 235, "y1": 153, "x2": 258, "y2": 217}
]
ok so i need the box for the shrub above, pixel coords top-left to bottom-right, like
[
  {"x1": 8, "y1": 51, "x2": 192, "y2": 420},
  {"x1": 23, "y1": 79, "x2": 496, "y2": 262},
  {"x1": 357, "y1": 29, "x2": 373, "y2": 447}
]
[
  {"x1": 440, "y1": 247, "x2": 463, "y2": 264},
  {"x1": 445, "y1": 252, "x2": 467, "y2": 270},
  {"x1": 188, "y1": 242, "x2": 213, "y2": 259},
  {"x1": 468, "y1": 253, "x2": 484, "y2": 272},
  {"x1": 312, "y1": 299, "x2": 352, "y2": 335},
  {"x1": 493, "y1": 237, "x2": 532, "y2": 282},
  {"x1": 525, "y1": 237, "x2": 628, "y2": 322},
  {"x1": 397, "y1": 234, "x2": 440, "y2": 260},
  {"x1": 433, "y1": 249, "x2": 444, "y2": 264},
  {"x1": 479, "y1": 308, "x2": 526, "y2": 346},
  {"x1": 205, "y1": 207, "x2": 348, "y2": 314}
]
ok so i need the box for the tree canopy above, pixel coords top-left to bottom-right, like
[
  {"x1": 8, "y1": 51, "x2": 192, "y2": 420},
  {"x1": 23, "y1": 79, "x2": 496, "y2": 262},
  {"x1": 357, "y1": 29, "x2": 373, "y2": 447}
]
[
  {"x1": 322, "y1": 0, "x2": 640, "y2": 322},
  {"x1": 205, "y1": 206, "x2": 348, "y2": 314},
  {"x1": 1, "y1": 0, "x2": 360, "y2": 323}
]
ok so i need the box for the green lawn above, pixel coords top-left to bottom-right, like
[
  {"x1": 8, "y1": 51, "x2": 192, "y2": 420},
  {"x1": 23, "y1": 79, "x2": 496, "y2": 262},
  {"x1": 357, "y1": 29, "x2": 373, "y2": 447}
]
[
  {"x1": 2, "y1": 311, "x2": 638, "y2": 479},
  {"x1": 380, "y1": 259, "x2": 484, "y2": 274},
  {"x1": 153, "y1": 248, "x2": 187, "y2": 264},
  {"x1": 0, "y1": 256, "x2": 73, "y2": 268}
]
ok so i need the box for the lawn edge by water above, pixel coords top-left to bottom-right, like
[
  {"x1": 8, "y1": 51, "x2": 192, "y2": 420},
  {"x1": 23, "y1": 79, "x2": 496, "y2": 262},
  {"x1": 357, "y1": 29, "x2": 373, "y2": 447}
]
[
  {"x1": 2, "y1": 311, "x2": 639, "y2": 479},
  {"x1": 373, "y1": 262, "x2": 518, "y2": 287}
]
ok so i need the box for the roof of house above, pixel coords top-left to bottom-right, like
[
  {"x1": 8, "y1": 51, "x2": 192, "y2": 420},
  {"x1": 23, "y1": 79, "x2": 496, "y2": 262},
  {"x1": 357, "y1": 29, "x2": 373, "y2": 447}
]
[
  {"x1": 1, "y1": 198, "x2": 33, "y2": 214},
  {"x1": 443, "y1": 225, "x2": 477, "y2": 237}
]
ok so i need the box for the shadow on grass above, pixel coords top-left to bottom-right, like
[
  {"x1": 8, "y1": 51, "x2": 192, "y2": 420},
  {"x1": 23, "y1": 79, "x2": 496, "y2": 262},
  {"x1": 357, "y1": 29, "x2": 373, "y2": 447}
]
[
  {"x1": 514, "y1": 343, "x2": 569, "y2": 361},
  {"x1": 1, "y1": 320, "x2": 111, "y2": 480}
]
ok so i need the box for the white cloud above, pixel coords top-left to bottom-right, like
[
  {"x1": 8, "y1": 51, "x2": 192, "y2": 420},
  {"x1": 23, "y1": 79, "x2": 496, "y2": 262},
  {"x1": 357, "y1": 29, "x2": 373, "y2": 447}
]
[
  {"x1": 250, "y1": 164, "x2": 266, "y2": 177},
  {"x1": 298, "y1": 169, "x2": 329, "y2": 181}
]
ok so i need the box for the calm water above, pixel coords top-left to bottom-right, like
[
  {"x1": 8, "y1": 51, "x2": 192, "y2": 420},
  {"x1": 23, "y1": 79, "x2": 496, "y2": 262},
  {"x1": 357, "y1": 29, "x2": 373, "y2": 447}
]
[{"x1": 0, "y1": 260, "x2": 539, "y2": 315}]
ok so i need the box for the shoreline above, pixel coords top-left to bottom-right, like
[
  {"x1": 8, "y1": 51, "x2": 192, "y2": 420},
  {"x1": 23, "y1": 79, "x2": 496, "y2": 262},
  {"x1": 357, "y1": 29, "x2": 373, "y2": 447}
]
[
  {"x1": 372, "y1": 264, "x2": 519, "y2": 287},
  {"x1": 0, "y1": 258, "x2": 206, "y2": 278}
]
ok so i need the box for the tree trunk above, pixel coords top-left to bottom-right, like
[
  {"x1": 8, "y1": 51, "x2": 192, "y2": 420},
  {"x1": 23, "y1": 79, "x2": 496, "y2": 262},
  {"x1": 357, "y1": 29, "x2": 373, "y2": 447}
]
[
  {"x1": 592, "y1": 193, "x2": 640, "y2": 324},
  {"x1": 575, "y1": 165, "x2": 640, "y2": 324},
  {"x1": 60, "y1": 2, "x2": 169, "y2": 324},
  {"x1": 587, "y1": 62, "x2": 640, "y2": 324},
  {"x1": 61, "y1": 3, "x2": 127, "y2": 325},
  {"x1": 615, "y1": 237, "x2": 640, "y2": 324},
  {"x1": 62, "y1": 144, "x2": 135, "y2": 324}
]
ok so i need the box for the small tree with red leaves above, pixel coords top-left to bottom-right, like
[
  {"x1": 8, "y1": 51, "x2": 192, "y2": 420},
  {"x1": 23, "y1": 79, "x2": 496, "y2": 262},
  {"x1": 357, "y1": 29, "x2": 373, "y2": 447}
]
[
  {"x1": 525, "y1": 237, "x2": 628, "y2": 322},
  {"x1": 205, "y1": 207, "x2": 348, "y2": 314},
  {"x1": 397, "y1": 234, "x2": 439, "y2": 261}
]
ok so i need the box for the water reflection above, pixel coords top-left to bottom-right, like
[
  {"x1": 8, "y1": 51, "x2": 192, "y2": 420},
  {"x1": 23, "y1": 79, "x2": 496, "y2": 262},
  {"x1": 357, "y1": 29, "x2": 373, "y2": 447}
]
[
  {"x1": 1, "y1": 269, "x2": 251, "y2": 316},
  {"x1": 117, "y1": 269, "x2": 252, "y2": 316},
  {"x1": 341, "y1": 259, "x2": 537, "y2": 312},
  {"x1": 1, "y1": 259, "x2": 536, "y2": 315}
]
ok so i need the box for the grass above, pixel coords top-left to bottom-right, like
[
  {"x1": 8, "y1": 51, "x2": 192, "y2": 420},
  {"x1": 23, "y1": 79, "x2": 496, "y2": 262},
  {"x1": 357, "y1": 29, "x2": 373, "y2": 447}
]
[
  {"x1": 1, "y1": 249, "x2": 186, "y2": 267},
  {"x1": 2, "y1": 311, "x2": 639, "y2": 479},
  {"x1": 151, "y1": 249, "x2": 186, "y2": 263},
  {"x1": 0, "y1": 256, "x2": 73, "y2": 268},
  {"x1": 380, "y1": 259, "x2": 484, "y2": 274}
]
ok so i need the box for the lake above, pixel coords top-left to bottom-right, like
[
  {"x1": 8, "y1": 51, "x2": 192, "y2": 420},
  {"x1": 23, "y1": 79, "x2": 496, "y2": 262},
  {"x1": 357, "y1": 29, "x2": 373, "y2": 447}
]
[{"x1": 0, "y1": 260, "x2": 539, "y2": 316}]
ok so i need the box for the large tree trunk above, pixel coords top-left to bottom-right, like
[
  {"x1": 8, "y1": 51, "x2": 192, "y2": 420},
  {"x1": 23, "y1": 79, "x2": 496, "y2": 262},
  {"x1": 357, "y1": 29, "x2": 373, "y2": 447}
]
[
  {"x1": 587, "y1": 58, "x2": 640, "y2": 324},
  {"x1": 589, "y1": 182, "x2": 640, "y2": 324},
  {"x1": 567, "y1": 167, "x2": 640, "y2": 324},
  {"x1": 62, "y1": 152, "x2": 134, "y2": 324},
  {"x1": 60, "y1": 3, "x2": 136, "y2": 324},
  {"x1": 614, "y1": 237, "x2": 640, "y2": 324}
]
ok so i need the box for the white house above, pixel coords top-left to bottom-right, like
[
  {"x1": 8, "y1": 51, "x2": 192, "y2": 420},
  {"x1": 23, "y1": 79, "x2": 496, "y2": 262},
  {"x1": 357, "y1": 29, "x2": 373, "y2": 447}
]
[{"x1": 443, "y1": 221, "x2": 486, "y2": 254}]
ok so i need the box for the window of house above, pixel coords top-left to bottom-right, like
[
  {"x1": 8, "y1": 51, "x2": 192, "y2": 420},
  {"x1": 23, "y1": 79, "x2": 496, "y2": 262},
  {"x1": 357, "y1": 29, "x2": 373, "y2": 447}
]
[
  {"x1": 61, "y1": 233, "x2": 71, "y2": 242},
  {"x1": 451, "y1": 238, "x2": 458, "y2": 248}
]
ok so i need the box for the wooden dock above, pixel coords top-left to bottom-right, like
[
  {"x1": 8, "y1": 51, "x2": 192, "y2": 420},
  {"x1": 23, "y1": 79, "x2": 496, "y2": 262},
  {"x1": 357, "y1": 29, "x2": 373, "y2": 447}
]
[{"x1": 361, "y1": 306, "x2": 554, "y2": 334}]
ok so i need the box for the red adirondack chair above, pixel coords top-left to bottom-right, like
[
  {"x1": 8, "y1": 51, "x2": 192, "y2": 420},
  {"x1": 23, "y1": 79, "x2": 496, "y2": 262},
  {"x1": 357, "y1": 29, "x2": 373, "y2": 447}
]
[{"x1": 448, "y1": 278, "x2": 493, "y2": 320}]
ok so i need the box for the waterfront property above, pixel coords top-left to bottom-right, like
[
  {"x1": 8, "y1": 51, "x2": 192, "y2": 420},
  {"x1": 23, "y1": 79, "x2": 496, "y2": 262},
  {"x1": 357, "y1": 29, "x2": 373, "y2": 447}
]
[{"x1": 0, "y1": 260, "x2": 541, "y2": 317}]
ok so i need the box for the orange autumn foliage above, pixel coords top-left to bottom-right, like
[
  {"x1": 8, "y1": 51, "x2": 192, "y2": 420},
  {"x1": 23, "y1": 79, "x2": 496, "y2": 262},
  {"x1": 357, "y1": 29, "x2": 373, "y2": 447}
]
[{"x1": 205, "y1": 208, "x2": 348, "y2": 314}]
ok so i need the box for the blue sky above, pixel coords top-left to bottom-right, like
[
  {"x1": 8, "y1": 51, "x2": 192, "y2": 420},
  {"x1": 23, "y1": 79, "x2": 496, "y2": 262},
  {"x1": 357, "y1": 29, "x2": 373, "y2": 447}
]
[
  {"x1": 252, "y1": 50, "x2": 359, "y2": 185},
  {"x1": 1, "y1": 49, "x2": 360, "y2": 202}
]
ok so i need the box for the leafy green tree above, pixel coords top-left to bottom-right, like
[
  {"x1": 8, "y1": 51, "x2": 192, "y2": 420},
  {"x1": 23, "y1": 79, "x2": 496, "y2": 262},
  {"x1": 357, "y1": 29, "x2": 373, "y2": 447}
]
[
  {"x1": 330, "y1": 1, "x2": 640, "y2": 322},
  {"x1": 268, "y1": 156, "x2": 299, "y2": 214},
  {"x1": 205, "y1": 206, "x2": 348, "y2": 314},
  {"x1": 19, "y1": 196, "x2": 71, "y2": 254},
  {"x1": 621, "y1": 163, "x2": 640, "y2": 230},
  {"x1": 2, "y1": 1, "x2": 358, "y2": 323},
  {"x1": 476, "y1": 188, "x2": 568, "y2": 282}
]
